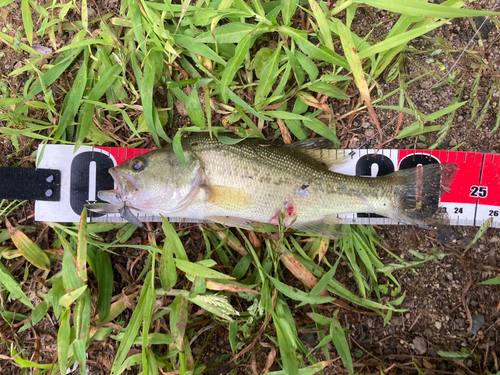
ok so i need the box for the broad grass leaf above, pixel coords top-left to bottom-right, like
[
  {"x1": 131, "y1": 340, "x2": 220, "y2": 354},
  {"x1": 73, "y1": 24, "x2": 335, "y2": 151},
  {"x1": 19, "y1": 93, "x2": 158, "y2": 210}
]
[
  {"x1": 227, "y1": 89, "x2": 272, "y2": 121},
  {"x1": 196, "y1": 22, "x2": 256, "y2": 43},
  {"x1": 186, "y1": 88, "x2": 206, "y2": 127},
  {"x1": 358, "y1": 0, "x2": 500, "y2": 18},
  {"x1": 273, "y1": 311, "x2": 298, "y2": 375},
  {"x1": 281, "y1": 0, "x2": 298, "y2": 25},
  {"x1": 56, "y1": 37, "x2": 114, "y2": 52},
  {"x1": 187, "y1": 293, "x2": 235, "y2": 321},
  {"x1": 6, "y1": 219, "x2": 50, "y2": 270},
  {"x1": 59, "y1": 285, "x2": 87, "y2": 307},
  {"x1": 60, "y1": 235, "x2": 83, "y2": 291},
  {"x1": 338, "y1": 21, "x2": 383, "y2": 140},
  {"x1": 358, "y1": 21, "x2": 446, "y2": 59},
  {"x1": 175, "y1": 34, "x2": 225, "y2": 65},
  {"x1": 265, "y1": 361, "x2": 333, "y2": 375},
  {"x1": 142, "y1": 272, "x2": 156, "y2": 375},
  {"x1": 21, "y1": 0, "x2": 33, "y2": 45},
  {"x1": 284, "y1": 119, "x2": 308, "y2": 140},
  {"x1": 160, "y1": 238, "x2": 177, "y2": 291},
  {"x1": 220, "y1": 31, "x2": 252, "y2": 102},
  {"x1": 58, "y1": 308, "x2": 71, "y2": 375},
  {"x1": 330, "y1": 314, "x2": 354, "y2": 374},
  {"x1": 175, "y1": 258, "x2": 235, "y2": 280},
  {"x1": 170, "y1": 295, "x2": 188, "y2": 351},
  {"x1": 0, "y1": 0, "x2": 16, "y2": 6},
  {"x1": 173, "y1": 130, "x2": 187, "y2": 167},
  {"x1": 307, "y1": 81, "x2": 349, "y2": 99},
  {"x1": 73, "y1": 289, "x2": 91, "y2": 368},
  {"x1": 280, "y1": 249, "x2": 329, "y2": 297},
  {"x1": 481, "y1": 277, "x2": 500, "y2": 285},
  {"x1": 309, "y1": 0, "x2": 333, "y2": 50},
  {"x1": 129, "y1": 0, "x2": 145, "y2": 52},
  {"x1": 77, "y1": 208, "x2": 88, "y2": 283},
  {"x1": 279, "y1": 26, "x2": 348, "y2": 68},
  {"x1": 110, "y1": 273, "x2": 150, "y2": 375},
  {"x1": 19, "y1": 293, "x2": 50, "y2": 332},
  {"x1": 140, "y1": 53, "x2": 160, "y2": 145},
  {"x1": 161, "y1": 218, "x2": 188, "y2": 260},
  {"x1": 396, "y1": 122, "x2": 441, "y2": 138},
  {"x1": 55, "y1": 48, "x2": 88, "y2": 141},
  {"x1": 268, "y1": 274, "x2": 334, "y2": 305},
  {"x1": 76, "y1": 63, "x2": 122, "y2": 148},
  {"x1": 255, "y1": 43, "x2": 281, "y2": 110},
  {"x1": 94, "y1": 249, "x2": 113, "y2": 320},
  {"x1": 0, "y1": 98, "x2": 23, "y2": 107},
  {"x1": 0, "y1": 262, "x2": 34, "y2": 309},
  {"x1": 295, "y1": 51, "x2": 319, "y2": 82},
  {"x1": 303, "y1": 117, "x2": 339, "y2": 146},
  {"x1": 262, "y1": 110, "x2": 306, "y2": 120}
]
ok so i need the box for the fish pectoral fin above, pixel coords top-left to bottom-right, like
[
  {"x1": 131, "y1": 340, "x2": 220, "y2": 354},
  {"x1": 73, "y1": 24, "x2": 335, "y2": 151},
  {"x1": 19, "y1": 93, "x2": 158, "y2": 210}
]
[
  {"x1": 208, "y1": 216, "x2": 253, "y2": 230},
  {"x1": 292, "y1": 217, "x2": 346, "y2": 239},
  {"x1": 85, "y1": 202, "x2": 122, "y2": 214},
  {"x1": 203, "y1": 185, "x2": 253, "y2": 210}
]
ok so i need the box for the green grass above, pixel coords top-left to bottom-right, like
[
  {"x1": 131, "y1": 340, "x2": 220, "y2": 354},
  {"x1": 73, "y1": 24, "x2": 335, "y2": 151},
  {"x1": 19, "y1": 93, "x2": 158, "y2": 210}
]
[{"x1": 0, "y1": 0, "x2": 499, "y2": 374}]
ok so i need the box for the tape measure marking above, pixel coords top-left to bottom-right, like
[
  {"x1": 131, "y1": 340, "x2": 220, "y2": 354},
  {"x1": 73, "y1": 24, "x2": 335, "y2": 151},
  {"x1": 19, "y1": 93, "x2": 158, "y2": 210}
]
[{"x1": 34, "y1": 145, "x2": 500, "y2": 227}]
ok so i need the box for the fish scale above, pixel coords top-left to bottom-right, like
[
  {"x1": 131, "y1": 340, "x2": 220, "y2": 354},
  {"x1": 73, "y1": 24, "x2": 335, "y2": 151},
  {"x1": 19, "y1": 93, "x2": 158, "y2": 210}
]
[{"x1": 182, "y1": 135, "x2": 382, "y2": 223}]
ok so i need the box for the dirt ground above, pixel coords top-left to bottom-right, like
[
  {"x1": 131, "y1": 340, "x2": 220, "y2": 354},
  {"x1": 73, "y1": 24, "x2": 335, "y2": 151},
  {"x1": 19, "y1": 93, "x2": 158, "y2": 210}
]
[{"x1": 1, "y1": 0, "x2": 500, "y2": 374}]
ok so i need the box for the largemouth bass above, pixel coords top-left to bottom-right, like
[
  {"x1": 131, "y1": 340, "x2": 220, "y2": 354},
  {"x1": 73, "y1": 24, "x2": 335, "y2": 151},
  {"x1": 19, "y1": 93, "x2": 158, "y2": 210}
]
[{"x1": 96, "y1": 134, "x2": 458, "y2": 236}]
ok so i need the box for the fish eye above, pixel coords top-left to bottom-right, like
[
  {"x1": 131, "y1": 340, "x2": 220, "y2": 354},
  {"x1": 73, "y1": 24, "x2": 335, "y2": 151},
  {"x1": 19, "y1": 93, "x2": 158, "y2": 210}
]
[{"x1": 130, "y1": 158, "x2": 145, "y2": 171}]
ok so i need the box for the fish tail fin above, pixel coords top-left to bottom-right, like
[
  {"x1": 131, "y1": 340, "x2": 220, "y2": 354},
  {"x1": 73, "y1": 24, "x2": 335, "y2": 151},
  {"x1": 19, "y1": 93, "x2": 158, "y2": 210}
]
[{"x1": 389, "y1": 163, "x2": 458, "y2": 228}]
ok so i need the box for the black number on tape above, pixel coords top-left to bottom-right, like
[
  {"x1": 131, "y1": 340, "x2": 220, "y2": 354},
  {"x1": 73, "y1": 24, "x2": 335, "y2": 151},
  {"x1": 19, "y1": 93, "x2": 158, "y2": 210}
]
[
  {"x1": 470, "y1": 185, "x2": 488, "y2": 198},
  {"x1": 355, "y1": 154, "x2": 394, "y2": 219},
  {"x1": 70, "y1": 152, "x2": 115, "y2": 217},
  {"x1": 454, "y1": 207, "x2": 463, "y2": 214},
  {"x1": 489, "y1": 210, "x2": 498, "y2": 217}
]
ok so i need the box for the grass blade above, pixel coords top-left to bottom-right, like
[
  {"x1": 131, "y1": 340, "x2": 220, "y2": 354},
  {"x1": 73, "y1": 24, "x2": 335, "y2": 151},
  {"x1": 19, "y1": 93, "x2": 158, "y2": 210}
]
[
  {"x1": 0, "y1": 262, "x2": 34, "y2": 309},
  {"x1": 279, "y1": 26, "x2": 349, "y2": 69},
  {"x1": 330, "y1": 312, "x2": 353, "y2": 374},
  {"x1": 255, "y1": 43, "x2": 281, "y2": 110},
  {"x1": 309, "y1": 0, "x2": 334, "y2": 51},
  {"x1": 170, "y1": 295, "x2": 189, "y2": 351},
  {"x1": 6, "y1": 219, "x2": 50, "y2": 270},
  {"x1": 110, "y1": 273, "x2": 150, "y2": 374},
  {"x1": 94, "y1": 249, "x2": 113, "y2": 320},
  {"x1": 281, "y1": 0, "x2": 298, "y2": 25},
  {"x1": 21, "y1": 0, "x2": 33, "y2": 45},
  {"x1": 77, "y1": 208, "x2": 88, "y2": 283},
  {"x1": 160, "y1": 237, "x2": 177, "y2": 291},
  {"x1": 54, "y1": 48, "x2": 88, "y2": 141},
  {"x1": 358, "y1": 0, "x2": 500, "y2": 18},
  {"x1": 220, "y1": 30, "x2": 253, "y2": 102},
  {"x1": 58, "y1": 307, "x2": 71, "y2": 375}
]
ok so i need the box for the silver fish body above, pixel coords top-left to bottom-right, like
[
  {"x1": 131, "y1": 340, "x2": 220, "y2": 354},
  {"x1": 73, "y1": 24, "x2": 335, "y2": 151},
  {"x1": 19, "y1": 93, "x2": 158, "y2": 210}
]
[{"x1": 96, "y1": 134, "x2": 457, "y2": 235}]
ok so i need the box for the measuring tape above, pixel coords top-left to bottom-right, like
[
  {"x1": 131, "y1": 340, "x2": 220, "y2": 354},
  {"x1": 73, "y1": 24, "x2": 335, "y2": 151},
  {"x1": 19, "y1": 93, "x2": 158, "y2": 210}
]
[{"x1": 29, "y1": 145, "x2": 499, "y2": 228}]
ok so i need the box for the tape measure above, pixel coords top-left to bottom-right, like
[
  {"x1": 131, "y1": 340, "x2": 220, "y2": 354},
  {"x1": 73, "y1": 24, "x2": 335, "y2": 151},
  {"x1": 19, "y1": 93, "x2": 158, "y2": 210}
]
[{"x1": 29, "y1": 145, "x2": 499, "y2": 228}]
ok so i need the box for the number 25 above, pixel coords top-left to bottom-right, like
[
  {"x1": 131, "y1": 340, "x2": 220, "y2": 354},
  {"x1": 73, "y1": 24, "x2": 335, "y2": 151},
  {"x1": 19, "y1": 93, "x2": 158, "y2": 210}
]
[{"x1": 470, "y1": 185, "x2": 488, "y2": 198}]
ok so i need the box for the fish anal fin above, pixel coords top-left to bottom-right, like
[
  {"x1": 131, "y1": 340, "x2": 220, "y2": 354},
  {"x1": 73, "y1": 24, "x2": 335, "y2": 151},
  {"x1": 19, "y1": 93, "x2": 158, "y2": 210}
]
[
  {"x1": 292, "y1": 217, "x2": 346, "y2": 239},
  {"x1": 208, "y1": 216, "x2": 253, "y2": 230},
  {"x1": 203, "y1": 185, "x2": 253, "y2": 211}
]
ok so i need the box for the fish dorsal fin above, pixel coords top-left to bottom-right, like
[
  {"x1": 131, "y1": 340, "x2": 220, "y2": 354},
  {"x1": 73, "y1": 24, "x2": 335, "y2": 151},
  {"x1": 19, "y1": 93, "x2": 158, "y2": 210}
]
[
  {"x1": 287, "y1": 137, "x2": 348, "y2": 170},
  {"x1": 203, "y1": 185, "x2": 254, "y2": 211},
  {"x1": 292, "y1": 216, "x2": 346, "y2": 239},
  {"x1": 208, "y1": 216, "x2": 253, "y2": 230}
]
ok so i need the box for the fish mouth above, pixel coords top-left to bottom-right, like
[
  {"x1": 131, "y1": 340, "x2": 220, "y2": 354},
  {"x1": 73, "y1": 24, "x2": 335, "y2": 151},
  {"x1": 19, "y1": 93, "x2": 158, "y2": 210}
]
[{"x1": 98, "y1": 167, "x2": 139, "y2": 204}]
